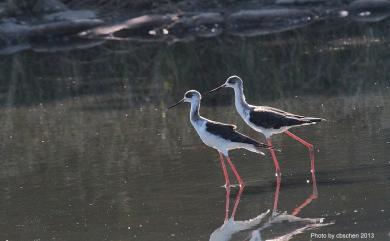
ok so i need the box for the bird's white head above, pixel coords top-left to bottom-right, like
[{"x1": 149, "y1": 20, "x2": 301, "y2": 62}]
[
  {"x1": 207, "y1": 75, "x2": 243, "y2": 94},
  {"x1": 224, "y1": 75, "x2": 243, "y2": 89},
  {"x1": 183, "y1": 90, "x2": 201, "y2": 103},
  {"x1": 168, "y1": 90, "x2": 201, "y2": 109}
]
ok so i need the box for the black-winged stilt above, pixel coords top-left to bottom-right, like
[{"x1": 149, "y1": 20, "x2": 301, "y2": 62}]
[
  {"x1": 168, "y1": 90, "x2": 273, "y2": 220},
  {"x1": 207, "y1": 76, "x2": 324, "y2": 213}
]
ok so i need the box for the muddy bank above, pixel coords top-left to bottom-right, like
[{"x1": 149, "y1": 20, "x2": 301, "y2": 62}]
[{"x1": 1, "y1": 0, "x2": 390, "y2": 54}]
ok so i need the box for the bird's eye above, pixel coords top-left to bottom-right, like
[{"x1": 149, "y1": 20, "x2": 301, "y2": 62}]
[
  {"x1": 185, "y1": 93, "x2": 192, "y2": 98},
  {"x1": 228, "y1": 79, "x2": 235, "y2": 84}
]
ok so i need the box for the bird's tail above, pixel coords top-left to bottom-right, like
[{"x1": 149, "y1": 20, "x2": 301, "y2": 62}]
[
  {"x1": 239, "y1": 134, "x2": 277, "y2": 155},
  {"x1": 257, "y1": 142, "x2": 275, "y2": 150},
  {"x1": 253, "y1": 142, "x2": 278, "y2": 155},
  {"x1": 304, "y1": 117, "x2": 326, "y2": 123}
]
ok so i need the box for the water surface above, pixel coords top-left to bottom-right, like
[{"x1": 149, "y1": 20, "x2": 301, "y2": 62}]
[{"x1": 0, "y1": 25, "x2": 389, "y2": 241}]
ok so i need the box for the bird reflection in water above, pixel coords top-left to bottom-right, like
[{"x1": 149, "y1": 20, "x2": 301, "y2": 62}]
[{"x1": 210, "y1": 185, "x2": 333, "y2": 241}]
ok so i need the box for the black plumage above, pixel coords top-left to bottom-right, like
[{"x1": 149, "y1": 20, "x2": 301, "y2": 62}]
[
  {"x1": 205, "y1": 121, "x2": 270, "y2": 148},
  {"x1": 249, "y1": 106, "x2": 323, "y2": 129}
]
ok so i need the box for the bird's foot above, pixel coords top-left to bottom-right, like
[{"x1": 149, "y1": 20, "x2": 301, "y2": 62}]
[{"x1": 222, "y1": 183, "x2": 233, "y2": 189}]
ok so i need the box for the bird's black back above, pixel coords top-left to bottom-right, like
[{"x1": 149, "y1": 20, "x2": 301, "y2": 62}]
[{"x1": 249, "y1": 106, "x2": 322, "y2": 129}]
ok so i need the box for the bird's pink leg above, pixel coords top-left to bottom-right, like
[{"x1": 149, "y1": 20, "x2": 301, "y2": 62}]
[
  {"x1": 284, "y1": 131, "x2": 318, "y2": 197},
  {"x1": 266, "y1": 139, "x2": 281, "y2": 176},
  {"x1": 224, "y1": 155, "x2": 245, "y2": 219},
  {"x1": 231, "y1": 186, "x2": 243, "y2": 220},
  {"x1": 284, "y1": 131, "x2": 318, "y2": 216},
  {"x1": 291, "y1": 194, "x2": 317, "y2": 216},
  {"x1": 224, "y1": 155, "x2": 244, "y2": 187},
  {"x1": 219, "y1": 152, "x2": 231, "y2": 222},
  {"x1": 267, "y1": 138, "x2": 281, "y2": 214}
]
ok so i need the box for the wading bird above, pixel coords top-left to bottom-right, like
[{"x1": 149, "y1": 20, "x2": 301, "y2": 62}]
[
  {"x1": 168, "y1": 90, "x2": 273, "y2": 220},
  {"x1": 207, "y1": 76, "x2": 324, "y2": 213}
]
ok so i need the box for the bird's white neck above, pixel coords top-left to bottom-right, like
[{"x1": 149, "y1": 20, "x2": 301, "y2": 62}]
[
  {"x1": 190, "y1": 98, "x2": 201, "y2": 123},
  {"x1": 233, "y1": 85, "x2": 250, "y2": 115}
]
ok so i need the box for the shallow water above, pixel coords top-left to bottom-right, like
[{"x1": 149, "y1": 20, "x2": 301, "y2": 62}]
[{"x1": 0, "y1": 25, "x2": 389, "y2": 241}]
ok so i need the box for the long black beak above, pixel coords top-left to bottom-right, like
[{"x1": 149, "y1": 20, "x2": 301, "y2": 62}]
[
  {"x1": 167, "y1": 98, "x2": 185, "y2": 109},
  {"x1": 206, "y1": 83, "x2": 226, "y2": 95}
]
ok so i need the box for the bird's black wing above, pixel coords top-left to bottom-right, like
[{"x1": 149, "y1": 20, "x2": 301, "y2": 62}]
[
  {"x1": 249, "y1": 106, "x2": 319, "y2": 129},
  {"x1": 205, "y1": 121, "x2": 262, "y2": 146},
  {"x1": 265, "y1": 106, "x2": 305, "y2": 118}
]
